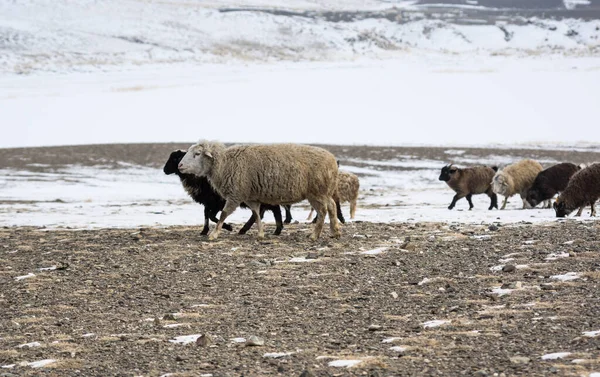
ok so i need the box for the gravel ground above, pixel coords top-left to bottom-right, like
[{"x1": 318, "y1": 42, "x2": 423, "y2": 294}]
[{"x1": 1, "y1": 221, "x2": 599, "y2": 376}]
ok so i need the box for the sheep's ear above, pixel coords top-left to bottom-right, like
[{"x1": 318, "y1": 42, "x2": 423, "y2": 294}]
[{"x1": 204, "y1": 151, "x2": 213, "y2": 159}]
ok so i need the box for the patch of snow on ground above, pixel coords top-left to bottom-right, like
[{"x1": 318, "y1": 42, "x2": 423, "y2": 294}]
[
  {"x1": 382, "y1": 337, "x2": 402, "y2": 343},
  {"x1": 550, "y1": 272, "x2": 580, "y2": 281},
  {"x1": 263, "y1": 352, "x2": 294, "y2": 358},
  {"x1": 15, "y1": 273, "x2": 35, "y2": 281},
  {"x1": 541, "y1": 352, "x2": 572, "y2": 360},
  {"x1": 491, "y1": 287, "x2": 513, "y2": 296},
  {"x1": 27, "y1": 359, "x2": 57, "y2": 368},
  {"x1": 545, "y1": 252, "x2": 570, "y2": 261},
  {"x1": 39, "y1": 266, "x2": 57, "y2": 271},
  {"x1": 328, "y1": 359, "x2": 363, "y2": 368},
  {"x1": 583, "y1": 330, "x2": 600, "y2": 337},
  {"x1": 389, "y1": 346, "x2": 408, "y2": 352},
  {"x1": 169, "y1": 334, "x2": 201, "y2": 345},
  {"x1": 288, "y1": 257, "x2": 319, "y2": 263},
  {"x1": 361, "y1": 247, "x2": 388, "y2": 255},
  {"x1": 17, "y1": 342, "x2": 41, "y2": 348},
  {"x1": 422, "y1": 320, "x2": 450, "y2": 328},
  {"x1": 230, "y1": 338, "x2": 246, "y2": 343}
]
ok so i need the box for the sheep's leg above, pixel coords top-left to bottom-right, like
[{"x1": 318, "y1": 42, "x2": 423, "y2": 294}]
[
  {"x1": 244, "y1": 201, "x2": 264, "y2": 239},
  {"x1": 308, "y1": 199, "x2": 327, "y2": 241},
  {"x1": 272, "y1": 206, "x2": 284, "y2": 235},
  {"x1": 500, "y1": 196, "x2": 508, "y2": 210},
  {"x1": 238, "y1": 214, "x2": 256, "y2": 235},
  {"x1": 201, "y1": 207, "x2": 211, "y2": 235},
  {"x1": 590, "y1": 201, "x2": 597, "y2": 217},
  {"x1": 209, "y1": 212, "x2": 232, "y2": 231},
  {"x1": 448, "y1": 193, "x2": 465, "y2": 210},
  {"x1": 544, "y1": 200, "x2": 552, "y2": 209},
  {"x1": 350, "y1": 199, "x2": 357, "y2": 219},
  {"x1": 209, "y1": 200, "x2": 239, "y2": 240},
  {"x1": 306, "y1": 208, "x2": 314, "y2": 221},
  {"x1": 575, "y1": 205, "x2": 584, "y2": 217},
  {"x1": 283, "y1": 205, "x2": 292, "y2": 224},
  {"x1": 466, "y1": 194, "x2": 474, "y2": 210},
  {"x1": 336, "y1": 200, "x2": 346, "y2": 224},
  {"x1": 327, "y1": 197, "x2": 342, "y2": 239},
  {"x1": 488, "y1": 192, "x2": 498, "y2": 210}
]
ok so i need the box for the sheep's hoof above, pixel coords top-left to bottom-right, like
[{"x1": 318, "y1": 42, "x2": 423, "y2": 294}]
[
  {"x1": 208, "y1": 232, "x2": 219, "y2": 241},
  {"x1": 331, "y1": 231, "x2": 341, "y2": 239}
]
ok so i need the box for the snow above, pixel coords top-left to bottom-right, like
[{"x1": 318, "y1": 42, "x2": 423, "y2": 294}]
[
  {"x1": 288, "y1": 257, "x2": 319, "y2": 263},
  {"x1": 168, "y1": 334, "x2": 201, "y2": 344},
  {"x1": 361, "y1": 247, "x2": 388, "y2": 255},
  {"x1": 422, "y1": 320, "x2": 450, "y2": 328},
  {"x1": 2, "y1": 56, "x2": 600, "y2": 149},
  {"x1": 15, "y1": 273, "x2": 36, "y2": 281},
  {"x1": 491, "y1": 287, "x2": 513, "y2": 296},
  {"x1": 1, "y1": 0, "x2": 599, "y2": 76},
  {"x1": 263, "y1": 352, "x2": 294, "y2": 358},
  {"x1": 541, "y1": 352, "x2": 572, "y2": 360},
  {"x1": 27, "y1": 359, "x2": 57, "y2": 368},
  {"x1": 230, "y1": 337, "x2": 247, "y2": 343},
  {"x1": 550, "y1": 272, "x2": 580, "y2": 281},
  {"x1": 17, "y1": 342, "x2": 41, "y2": 348},
  {"x1": 328, "y1": 359, "x2": 363, "y2": 368},
  {"x1": 382, "y1": 337, "x2": 402, "y2": 343},
  {"x1": 389, "y1": 346, "x2": 408, "y2": 352},
  {"x1": 583, "y1": 330, "x2": 600, "y2": 337},
  {"x1": 39, "y1": 266, "x2": 57, "y2": 271}
]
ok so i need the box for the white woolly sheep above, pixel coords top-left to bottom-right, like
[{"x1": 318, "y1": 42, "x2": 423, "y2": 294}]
[
  {"x1": 491, "y1": 159, "x2": 543, "y2": 209},
  {"x1": 178, "y1": 141, "x2": 341, "y2": 240}
]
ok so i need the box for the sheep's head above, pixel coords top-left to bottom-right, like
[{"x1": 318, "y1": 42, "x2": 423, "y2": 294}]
[
  {"x1": 163, "y1": 150, "x2": 186, "y2": 175},
  {"x1": 178, "y1": 141, "x2": 225, "y2": 177},
  {"x1": 491, "y1": 172, "x2": 509, "y2": 195},
  {"x1": 553, "y1": 198, "x2": 573, "y2": 217},
  {"x1": 525, "y1": 187, "x2": 540, "y2": 208},
  {"x1": 439, "y1": 164, "x2": 459, "y2": 182}
]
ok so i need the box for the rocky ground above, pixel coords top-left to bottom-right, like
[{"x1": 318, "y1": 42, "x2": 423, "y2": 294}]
[{"x1": 1, "y1": 221, "x2": 599, "y2": 376}]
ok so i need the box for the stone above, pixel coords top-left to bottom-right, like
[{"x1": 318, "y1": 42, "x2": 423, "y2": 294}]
[
  {"x1": 502, "y1": 264, "x2": 516, "y2": 273},
  {"x1": 509, "y1": 356, "x2": 531, "y2": 364},
  {"x1": 299, "y1": 370, "x2": 315, "y2": 377},
  {"x1": 196, "y1": 334, "x2": 212, "y2": 347},
  {"x1": 246, "y1": 335, "x2": 264, "y2": 346},
  {"x1": 368, "y1": 324, "x2": 383, "y2": 331}
]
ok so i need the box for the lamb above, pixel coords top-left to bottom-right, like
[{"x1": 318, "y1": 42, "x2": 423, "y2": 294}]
[
  {"x1": 554, "y1": 163, "x2": 600, "y2": 217},
  {"x1": 491, "y1": 159, "x2": 543, "y2": 210},
  {"x1": 164, "y1": 150, "x2": 291, "y2": 236},
  {"x1": 526, "y1": 162, "x2": 580, "y2": 208},
  {"x1": 438, "y1": 164, "x2": 498, "y2": 210},
  {"x1": 307, "y1": 170, "x2": 360, "y2": 223},
  {"x1": 178, "y1": 141, "x2": 341, "y2": 240}
]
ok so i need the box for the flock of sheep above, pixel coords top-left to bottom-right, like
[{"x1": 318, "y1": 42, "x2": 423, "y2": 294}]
[
  {"x1": 440, "y1": 160, "x2": 600, "y2": 217},
  {"x1": 164, "y1": 141, "x2": 600, "y2": 240}
]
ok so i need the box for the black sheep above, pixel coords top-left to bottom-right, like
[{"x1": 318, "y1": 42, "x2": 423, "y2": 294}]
[
  {"x1": 164, "y1": 150, "x2": 292, "y2": 235},
  {"x1": 526, "y1": 162, "x2": 580, "y2": 208}
]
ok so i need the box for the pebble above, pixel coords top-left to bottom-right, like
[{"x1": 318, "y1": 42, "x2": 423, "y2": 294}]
[
  {"x1": 502, "y1": 264, "x2": 516, "y2": 273},
  {"x1": 368, "y1": 324, "x2": 383, "y2": 331},
  {"x1": 163, "y1": 313, "x2": 177, "y2": 321},
  {"x1": 306, "y1": 252, "x2": 319, "y2": 260},
  {"x1": 540, "y1": 283, "x2": 554, "y2": 291},
  {"x1": 196, "y1": 334, "x2": 212, "y2": 347},
  {"x1": 488, "y1": 225, "x2": 499, "y2": 231},
  {"x1": 391, "y1": 291, "x2": 398, "y2": 299},
  {"x1": 474, "y1": 370, "x2": 488, "y2": 377},
  {"x1": 299, "y1": 370, "x2": 315, "y2": 377},
  {"x1": 246, "y1": 335, "x2": 264, "y2": 346}
]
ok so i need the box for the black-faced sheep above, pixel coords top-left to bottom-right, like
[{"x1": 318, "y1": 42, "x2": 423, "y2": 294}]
[
  {"x1": 307, "y1": 170, "x2": 360, "y2": 223},
  {"x1": 491, "y1": 159, "x2": 543, "y2": 209},
  {"x1": 178, "y1": 141, "x2": 341, "y2": 240},
  {"x1": 554, "y1": 163, "x2": 600, "y2": 217},
  {"x1": 164, "y1": 150, "x2": 290, "y2": 236},
  {"x1": 526, "y1": 162, "x2": 580, "y2": 208},
  {"x1": 438, "y1": 164, "x2": 498, "y2": 210}
]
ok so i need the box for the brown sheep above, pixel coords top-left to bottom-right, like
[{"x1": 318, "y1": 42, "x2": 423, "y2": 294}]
[
  {"x1": 439, "y1": 164, "x2": 498, "y2": 210},
  {"x1": 554, "y1": 163, "x2": 600, "y2": 217}
]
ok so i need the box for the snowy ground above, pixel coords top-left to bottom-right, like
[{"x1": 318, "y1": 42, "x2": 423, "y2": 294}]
[
  {"x1": 1, "y1": 0, "x2": 599, "y2": 75},
  {"x1": 1, "y1": 145, "x2": 598, "y2": 229}
]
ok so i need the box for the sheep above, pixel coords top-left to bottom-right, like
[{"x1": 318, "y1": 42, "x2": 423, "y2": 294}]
[
  {"x1": 307, "y1": 170, "x2": 360, "y2": 223},
  {"x1": 554, "y1": 163, "x2": 600, "y2": 217},
  {"x1": 438, "y1": 164, "x2": 498, "y2": 210},
  {"x1": 526, "y1": 162, "x2": 580, "y2": 209},
  {"x1": 164, "y1": 150, "x2": 290, "y2": 236},
  {"x1": 178, "y1": 141, "x2": 341, "y2": 240},
  {"x1": 491, "y1": 159, "x2": 543, "y2": 210}
]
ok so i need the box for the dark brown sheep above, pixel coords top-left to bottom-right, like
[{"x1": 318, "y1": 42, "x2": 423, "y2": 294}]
[
  {"x1": 554, "y1": 163, "x2": 600, "y2": 217},
  {"x1": 439, "y1": 164, "x2": 498, "y2": 210}
]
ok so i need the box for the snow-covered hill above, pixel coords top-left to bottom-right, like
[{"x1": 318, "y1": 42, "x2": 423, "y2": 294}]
[{"x1": 1, "y1": 0, "x2": 599, "y2": 75}]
